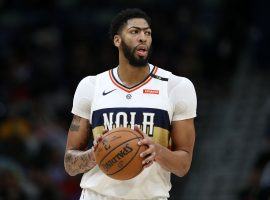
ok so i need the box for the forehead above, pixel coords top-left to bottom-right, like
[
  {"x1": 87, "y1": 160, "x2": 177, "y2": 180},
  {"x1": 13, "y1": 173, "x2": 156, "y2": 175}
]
[{"x1": 124, "y1": 18, "x2": 150, "y2": 30}]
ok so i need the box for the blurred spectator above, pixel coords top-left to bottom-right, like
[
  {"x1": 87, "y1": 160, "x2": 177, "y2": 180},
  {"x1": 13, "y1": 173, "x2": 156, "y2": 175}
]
[
  {"x1": 239, "y1": 114, "x2": 270, "y2": 200},
  {"x1": 0, "y1": 159, "x2": 28, "y2": 200},
  {"x1": 239, "y1": 151, "x2": 270, "y2": 200}
]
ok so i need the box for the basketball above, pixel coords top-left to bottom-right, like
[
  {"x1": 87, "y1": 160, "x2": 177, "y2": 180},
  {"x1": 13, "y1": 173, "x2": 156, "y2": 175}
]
[{"x1": 94, "y1": 127, "x2": 147, "y2": 180}]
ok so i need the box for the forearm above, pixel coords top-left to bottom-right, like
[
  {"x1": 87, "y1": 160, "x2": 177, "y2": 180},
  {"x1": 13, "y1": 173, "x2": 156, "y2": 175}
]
[
  {"x1": 64, "y1": 148, "x2": 96, "y2": 176},
  {"x1": 155, "y1": 144, "x2": 192, "y2": 177}
]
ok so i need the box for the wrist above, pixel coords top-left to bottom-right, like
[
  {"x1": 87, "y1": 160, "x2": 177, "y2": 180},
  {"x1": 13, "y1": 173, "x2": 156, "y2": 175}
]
[{"x1": 88, "y1": 148, "x2": 96, "y2": 162}]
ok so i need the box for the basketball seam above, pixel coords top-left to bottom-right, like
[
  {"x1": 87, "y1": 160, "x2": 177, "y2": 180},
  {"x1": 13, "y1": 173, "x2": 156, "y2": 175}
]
[
  {"x1": 102, "y1": 129, "x2": 143, "y2": 139},
  {"x1": 98, "y1": 137, "x2": 141, "y2": 165},
  {"x1": 97, "y1": 129, "x2": 143, "y2": 163},
  {"x1": 97, "y1": 128, "x2": 144, "y2": 179},
  {"x1": 106, "y1": 139, "x2": 143, "y2": 176}
]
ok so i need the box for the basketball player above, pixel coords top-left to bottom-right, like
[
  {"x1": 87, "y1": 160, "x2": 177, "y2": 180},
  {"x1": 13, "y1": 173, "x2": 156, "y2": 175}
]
[{"x1": 64, "y1": 8, "x2": 197, "y2": 200}]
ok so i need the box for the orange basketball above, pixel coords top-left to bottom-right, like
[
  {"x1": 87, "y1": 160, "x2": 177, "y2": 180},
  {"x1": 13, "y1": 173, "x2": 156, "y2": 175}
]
[{"x1": 94, "y1": 127, "x2": 147, "y2": 180}]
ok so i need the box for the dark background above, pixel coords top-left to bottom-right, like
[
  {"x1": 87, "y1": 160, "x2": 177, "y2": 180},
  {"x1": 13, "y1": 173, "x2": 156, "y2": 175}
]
[{"x1": 0, "y1": 0, "x2": 269, "y2": 199}]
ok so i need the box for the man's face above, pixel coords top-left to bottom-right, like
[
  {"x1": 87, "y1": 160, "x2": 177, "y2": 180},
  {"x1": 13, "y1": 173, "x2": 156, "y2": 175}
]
[{"x1": 118, "y1": 18, "x2": 152, "y2": 67}]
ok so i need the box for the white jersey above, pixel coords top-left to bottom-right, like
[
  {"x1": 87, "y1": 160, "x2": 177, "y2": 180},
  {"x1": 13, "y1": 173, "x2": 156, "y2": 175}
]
[{"x1": 71, "y1": 64, "x2": 197, "y2": 199}]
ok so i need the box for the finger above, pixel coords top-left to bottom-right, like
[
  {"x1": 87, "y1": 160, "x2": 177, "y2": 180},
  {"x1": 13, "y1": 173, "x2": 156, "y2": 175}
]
[
  {"x1": 140, "y1": 145, "x2": 154, "y2": 158},
  {"x1": 97, "y1": 135, "x2": 103, "y2": 141},
  {"x1": 143, "y1": 160, "x2": 154, "y2": 168},
  {"x1": 142, "y1": 152, "x2": 156, "y2": 165},
  {"x1": 134, "y1": 125, "x2": 147, "y2": 138},
  {"x1": 138, "y1": 139, "x2": 151, "y2": 147},
  {"x1": 93, "y1": 143, "x2": 98, "y2": 151},
  {"x1": 102, "y1": 128, "x2": 109, "y2": 135},
  {"x1": 139, "y1": 138, "x2": 150, "y2": 145},
  {"x1": 93, "y1": 135, "x2": 103, "y2": 144},
  {"x1": 93, "y1": 135, "x2": 103, "y2": 150},
  {"x1": 138, "y1": 137, "x2": 153, "y2": 147}
]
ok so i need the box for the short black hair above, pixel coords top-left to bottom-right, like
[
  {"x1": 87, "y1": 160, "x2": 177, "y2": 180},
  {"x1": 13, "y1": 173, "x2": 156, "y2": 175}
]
[{"x1": 109, "y1": 8, "x2": 151, "y2": 41}]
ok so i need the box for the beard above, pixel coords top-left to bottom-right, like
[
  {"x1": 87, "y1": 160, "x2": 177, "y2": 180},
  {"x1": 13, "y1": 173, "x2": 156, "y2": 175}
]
[{"x1": 121, "y1": 40, "x2": 152, "y2": 68}]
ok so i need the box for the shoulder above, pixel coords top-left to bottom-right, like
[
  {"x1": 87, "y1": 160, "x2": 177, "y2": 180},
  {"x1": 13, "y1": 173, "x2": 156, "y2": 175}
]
[
  {"x1": 77, "y1": 75, "x2": 96, "y2": 87},
  {"x1": 154, "y1": 66, "x2": 195, "y2": 90},
  {"x1": 97, "y1": 69, "x2": 111, "y2": 77},
  {"x1": 155, "y1": 66, "x2": 171, "y2": 78},
  {"x1": 73, "y1": 76, "x2": 96, "y2": 97},
  {"x1": 168, "y1": 73, "x2": 195, "y2": 93},
  {"x1": 167, "y1": 74, "x2": 197, "y2": 120},
  {"x1": 76, "y1": 68, "x2": 114, "y2": 89}
]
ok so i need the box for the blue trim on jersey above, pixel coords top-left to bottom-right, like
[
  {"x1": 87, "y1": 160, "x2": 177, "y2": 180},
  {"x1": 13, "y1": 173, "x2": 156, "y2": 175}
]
[{"x1": 92, "y1": 107, "x2": 170, "y2": 130}]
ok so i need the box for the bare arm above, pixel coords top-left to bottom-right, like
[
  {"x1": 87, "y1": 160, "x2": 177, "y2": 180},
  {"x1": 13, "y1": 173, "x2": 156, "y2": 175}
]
[
  {"x1": 138, "y1": 118, "x2": 195, "y2": 177},
  {"x1": 64, "y1": 115, "x2": 96, "y2": 176}
]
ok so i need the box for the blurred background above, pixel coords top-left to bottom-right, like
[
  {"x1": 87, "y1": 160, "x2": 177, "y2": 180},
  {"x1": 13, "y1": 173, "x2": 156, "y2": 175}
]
[{"x1": 0, "y1": 0, "x2": 269, "y2": 199}]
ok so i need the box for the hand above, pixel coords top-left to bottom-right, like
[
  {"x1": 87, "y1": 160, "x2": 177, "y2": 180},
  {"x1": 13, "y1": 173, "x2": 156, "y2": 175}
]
[
  {"x1": 92, "y1": 128, "x2": 108, "y2": 150},
  {"x1": 135, "y1": 125, "x2": 157, "y2": 168},
  {"x1": 91, "y1": 128, "x2": 108, "y2": 160}
]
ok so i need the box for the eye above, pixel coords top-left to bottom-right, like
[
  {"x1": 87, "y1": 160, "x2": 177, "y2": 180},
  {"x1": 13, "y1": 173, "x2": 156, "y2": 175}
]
[
  {"x1": 131, "y1": 29, "x2": 139, "y2": 34},
  {"x1": 145, "y1": 31, "x2": 151, "y2": 36}
]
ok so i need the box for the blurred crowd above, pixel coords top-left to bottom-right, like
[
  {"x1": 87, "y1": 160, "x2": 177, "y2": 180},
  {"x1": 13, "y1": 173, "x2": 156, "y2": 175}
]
[
  {"x1": 239, "y1": 118, "x2": 270, "y2": 200},
  {"x1": 0, "y1": 0, "x2": 268, "y2": 199}
]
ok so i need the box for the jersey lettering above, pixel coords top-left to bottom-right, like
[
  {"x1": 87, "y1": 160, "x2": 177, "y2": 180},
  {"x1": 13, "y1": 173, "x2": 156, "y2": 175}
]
[
  {"x1": 142, "y1": 113, "x2": 155, "y2": 136},
  {"x1": 103, "y1": 112, "x2": 114, "y2": 130},
  {"x1": 102, "y1": 111, "x2": 155, "y2": 136},
  {"x1": 115, "y1": 112, "x2": 128, "y2": 127}
]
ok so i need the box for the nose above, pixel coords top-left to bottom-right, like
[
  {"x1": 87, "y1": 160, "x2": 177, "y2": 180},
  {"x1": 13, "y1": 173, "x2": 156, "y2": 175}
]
[{"x1": 138, "y1": 32, "x2": 147, "y2": 43}]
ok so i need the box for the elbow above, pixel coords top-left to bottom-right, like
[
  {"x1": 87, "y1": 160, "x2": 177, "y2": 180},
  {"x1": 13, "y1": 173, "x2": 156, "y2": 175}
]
[
  {"x1": 67, "y1": 172, "x2": 77, "y2": 177},
  {"x1": 176, "y1": 153, "x2": 193, "y2": 177},
  {"x1": 64, "y1": 163, "x2": 77, "y2": 176},
  {"x1": 64, "y1": 167, "x2": 77, "y2": 176},
  {"x1": 177, "y1": 167, "x2": 190, "y2": 177},
  {"x1": 175, "y1": 162, "x2": 191, "y2": 177},
  {"x1": 64, "y1": 153, "x2": 77, "y2": 176}
]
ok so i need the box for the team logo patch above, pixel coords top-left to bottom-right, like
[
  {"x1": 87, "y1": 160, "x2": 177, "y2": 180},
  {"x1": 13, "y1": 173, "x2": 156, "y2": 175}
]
[
  {"x1": 126, "y1": 94, "x2": 132, "y2": 99},
  {"x1": 143, "y1": 89, "x2": 159, "y2": 94}
]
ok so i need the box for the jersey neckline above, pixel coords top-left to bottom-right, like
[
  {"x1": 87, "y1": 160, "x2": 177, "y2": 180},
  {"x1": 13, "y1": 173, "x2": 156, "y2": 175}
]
[{"x1": 109, "y1": 65, "x2": 158, "y2": 93}]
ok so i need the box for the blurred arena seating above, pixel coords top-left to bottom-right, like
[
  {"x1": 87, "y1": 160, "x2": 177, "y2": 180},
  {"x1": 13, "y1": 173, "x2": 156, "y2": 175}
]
[{"x1": 0, "y1": 0, "x2": 269, "y2": 199}]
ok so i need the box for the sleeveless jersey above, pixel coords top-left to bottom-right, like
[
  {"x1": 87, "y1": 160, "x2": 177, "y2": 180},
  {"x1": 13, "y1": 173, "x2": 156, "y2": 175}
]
[{"x1": 71, "y1": 64, "x2": 197, "y2": 199}]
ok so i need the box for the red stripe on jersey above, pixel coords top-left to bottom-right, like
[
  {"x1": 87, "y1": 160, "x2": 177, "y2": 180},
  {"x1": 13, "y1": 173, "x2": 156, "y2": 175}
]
[{"x1": 109, "y1": 66, "x2": 158, "y2": 93}]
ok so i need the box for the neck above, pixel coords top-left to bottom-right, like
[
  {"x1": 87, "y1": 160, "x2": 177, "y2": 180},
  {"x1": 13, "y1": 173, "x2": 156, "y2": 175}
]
[{"x1": 118, "y1": 54, "x2": 149, "y2": 87}]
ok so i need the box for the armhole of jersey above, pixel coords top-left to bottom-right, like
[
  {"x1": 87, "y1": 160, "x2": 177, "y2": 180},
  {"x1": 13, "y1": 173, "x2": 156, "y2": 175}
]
[
  {"x1": 165, "y1": 71, "x2": 172, "y2": 99},
  {"x1": 153, "y1": 68, "x2": 173, "y2": 123},
  {"x1": 165, "y1": 71, "x2": 174, "y2": 123},
  {"x1": 89, "y1": 70, "x2": 110, "y2": 124},
  {"x1": 89, "y1": 75, "x2": 99, "y2": 124},
  {"x1": 164, "y1": 71, "x2": 173, "y2": 149}
]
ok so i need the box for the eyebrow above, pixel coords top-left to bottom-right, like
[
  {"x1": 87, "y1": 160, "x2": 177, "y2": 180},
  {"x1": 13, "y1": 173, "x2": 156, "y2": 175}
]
[{"x1": 127, "y1": 26, "x2": 151, "y2": 31}]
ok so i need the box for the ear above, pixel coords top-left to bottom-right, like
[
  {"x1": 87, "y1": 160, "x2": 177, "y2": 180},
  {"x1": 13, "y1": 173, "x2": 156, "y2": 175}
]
[{"x1": 113, "y1": 35, "x2": 121, "y2": 47}]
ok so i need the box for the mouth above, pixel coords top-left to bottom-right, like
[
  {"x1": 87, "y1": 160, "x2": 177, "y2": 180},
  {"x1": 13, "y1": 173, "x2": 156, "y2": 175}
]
[{"x1": 135, "y1": 45, "x2": 148, "y2": 57}]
